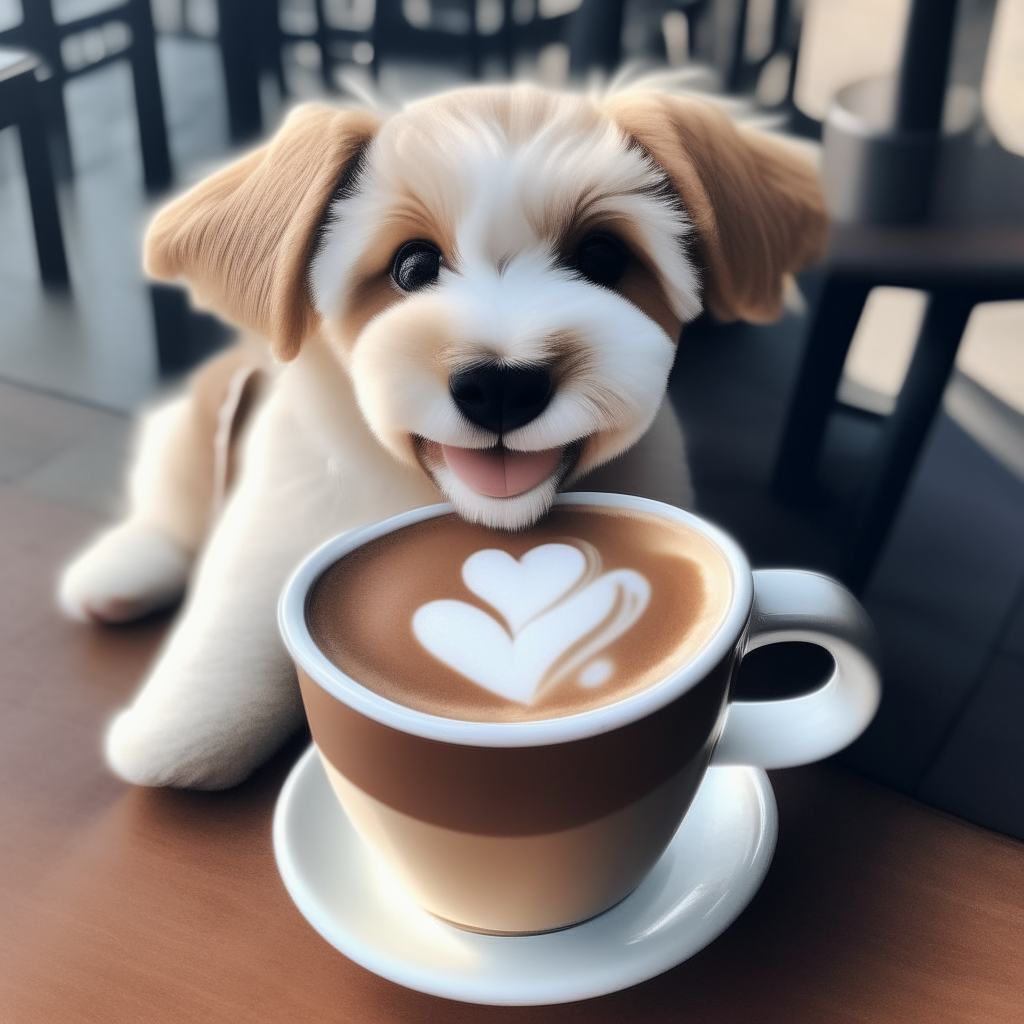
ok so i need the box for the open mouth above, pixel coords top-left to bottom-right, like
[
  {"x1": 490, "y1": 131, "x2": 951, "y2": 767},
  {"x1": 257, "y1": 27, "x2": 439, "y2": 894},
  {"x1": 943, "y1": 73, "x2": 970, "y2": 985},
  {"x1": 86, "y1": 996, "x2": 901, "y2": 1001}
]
[
  {"x1": 441, "y1": 445, "x2": 564, "y2": 498},
  {"x1": 415, "y1": 438, "x2": 584, "y2": 500}
]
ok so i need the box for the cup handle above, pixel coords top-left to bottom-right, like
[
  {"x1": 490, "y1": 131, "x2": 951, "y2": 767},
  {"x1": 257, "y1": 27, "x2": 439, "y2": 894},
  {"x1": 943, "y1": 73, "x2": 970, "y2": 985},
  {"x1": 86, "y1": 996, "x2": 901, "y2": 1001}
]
[{"x1": 710, "y1": 569, "x2": 881, "y2": 769}]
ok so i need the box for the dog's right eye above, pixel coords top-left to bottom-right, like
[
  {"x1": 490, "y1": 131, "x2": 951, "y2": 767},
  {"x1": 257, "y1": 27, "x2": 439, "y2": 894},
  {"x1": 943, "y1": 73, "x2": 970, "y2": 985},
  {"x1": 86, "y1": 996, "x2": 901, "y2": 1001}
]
[
  {"x1": 392, "y1": 241, "x2": 442, "y2": 291},
  {"x1": 573, "y1": 233, "x2": 628, "y2": 288}
]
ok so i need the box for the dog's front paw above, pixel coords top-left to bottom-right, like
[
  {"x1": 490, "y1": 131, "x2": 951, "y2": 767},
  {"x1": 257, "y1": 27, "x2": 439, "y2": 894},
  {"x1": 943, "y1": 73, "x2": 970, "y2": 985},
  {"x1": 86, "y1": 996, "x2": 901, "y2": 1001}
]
[
  {"x1": 105, "y1": 708, "x2": 247, "y2": 789},
  {"x1": 58, "y1": 521, "x2": 191, "y2": 624},
  {"x1": 104, "y1": 688, "x2": 302, "y2": 790}
]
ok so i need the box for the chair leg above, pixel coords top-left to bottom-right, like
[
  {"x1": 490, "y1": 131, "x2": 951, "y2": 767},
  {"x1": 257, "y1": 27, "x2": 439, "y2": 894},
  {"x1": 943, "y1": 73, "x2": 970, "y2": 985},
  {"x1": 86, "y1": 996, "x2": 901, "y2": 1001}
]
[
  {"x1": 217, "y1": 0, "x2": 264, "y2": 142},
  {"x1": 127, "y1": 0, "x2": 173, "y2": 191},
  {"x1": 34, "y1": 77, "x2": 74, "y2": 181},
  {"x1": 15, "y1": 81, "x2": 70, "y2": 288},
  {"x1": 771, "y1": 275, "x2": 872, "y2": 502},
  {"x1": 502, "y1": 0, "x2": 514, "y2": 76},
  {"x1": 567, "y1": 0, "x2": 625, "y2": 77},
  {"x1": 468, "y1": 0, "x2": 481, "y2": 79},
  {"x1": 843, "y1": 289, "x2": 975, "y2": 591}
]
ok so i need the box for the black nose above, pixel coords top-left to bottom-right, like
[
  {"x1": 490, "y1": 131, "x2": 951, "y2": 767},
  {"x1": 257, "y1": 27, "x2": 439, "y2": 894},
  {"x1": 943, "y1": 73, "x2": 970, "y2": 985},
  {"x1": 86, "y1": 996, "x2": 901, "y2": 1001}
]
[{"x1": 449, "y1": 364, "x2": 553, "y2": 435}]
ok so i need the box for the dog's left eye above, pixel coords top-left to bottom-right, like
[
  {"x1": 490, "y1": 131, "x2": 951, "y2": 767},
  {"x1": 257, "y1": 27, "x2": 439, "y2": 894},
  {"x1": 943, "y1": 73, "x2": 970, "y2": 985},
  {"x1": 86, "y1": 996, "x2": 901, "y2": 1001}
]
[
  {"x1": 392, "y1": 241, "x2": 442, "y2": 291},
  {"x1": 573, "y1": 233, "x2": 629, "y2": 288}
]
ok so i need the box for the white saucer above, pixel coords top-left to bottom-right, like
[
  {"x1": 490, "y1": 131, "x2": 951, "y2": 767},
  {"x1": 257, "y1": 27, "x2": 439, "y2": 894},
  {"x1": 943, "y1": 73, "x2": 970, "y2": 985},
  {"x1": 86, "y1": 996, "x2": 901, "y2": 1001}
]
[{"x1": 273, "y1": 746, "x2": 778, "y2": 1006}]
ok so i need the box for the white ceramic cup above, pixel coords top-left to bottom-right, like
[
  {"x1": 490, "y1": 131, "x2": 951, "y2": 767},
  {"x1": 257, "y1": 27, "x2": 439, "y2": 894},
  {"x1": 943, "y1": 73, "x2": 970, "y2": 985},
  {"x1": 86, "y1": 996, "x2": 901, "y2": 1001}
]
[{"x1": 279, "y1": 493, "x2": 881, "y2": 934}]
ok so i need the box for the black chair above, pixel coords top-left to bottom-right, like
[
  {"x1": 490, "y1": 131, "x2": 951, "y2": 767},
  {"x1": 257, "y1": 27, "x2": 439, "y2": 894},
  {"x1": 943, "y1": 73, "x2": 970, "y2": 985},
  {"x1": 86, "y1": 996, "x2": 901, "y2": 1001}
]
[
  {"x1": 686, "y1": 0, "x2": 788, "y2": 90},
  {"x1": 0, "y1": 48, "x2": 69, "y2": 287},
  {"x1": 272, "y1": 0, "x2": 582, "y2": 93},
  {"x1": 150, "y1": 282, "x2": 235, "y2": 376},
  {"x1": 153, "y1": 0, "x2": 280, "y2": 143},
  {"x1": 562, "y1": 0, "x2": 797, "y2": 94},
  {"x1": 508, "y1": 0, "x2": 578, "y2": 78},
  {"x1": 771, "y1": 0, "x2": 1024, "y2": 592},
  {"x1": 217, "y1": 0, "x2": 281, "y2": 141},
  {"x1": 274, "y1": 0, "x2": 488, "y2": 92},
  {"x1": 563, "y1": 0, "x2": 623, "y2": 77},
  {"x1": 166, "y1": 0, "x2": 455, "y2": 139},
  {"x1": 0, "y1": 0, "x2": 172, "y2": 191}
]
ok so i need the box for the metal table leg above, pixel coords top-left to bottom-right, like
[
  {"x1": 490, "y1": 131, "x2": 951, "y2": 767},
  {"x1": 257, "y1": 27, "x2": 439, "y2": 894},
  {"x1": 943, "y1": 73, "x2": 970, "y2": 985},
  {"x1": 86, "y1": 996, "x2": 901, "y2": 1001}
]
[{"x1": 772, "y1": 274, "x2": 872, "y2": 502}]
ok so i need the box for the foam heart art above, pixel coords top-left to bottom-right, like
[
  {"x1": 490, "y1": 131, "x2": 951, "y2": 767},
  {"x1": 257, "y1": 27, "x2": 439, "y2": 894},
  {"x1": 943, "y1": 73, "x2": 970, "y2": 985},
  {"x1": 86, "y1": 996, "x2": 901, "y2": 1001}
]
[
  {"x1": 411, "y1": 542, "x2": 650, "y2": 705},
  {"x1": 461, "y1": 543, "x2": 594, "y2": 634}
]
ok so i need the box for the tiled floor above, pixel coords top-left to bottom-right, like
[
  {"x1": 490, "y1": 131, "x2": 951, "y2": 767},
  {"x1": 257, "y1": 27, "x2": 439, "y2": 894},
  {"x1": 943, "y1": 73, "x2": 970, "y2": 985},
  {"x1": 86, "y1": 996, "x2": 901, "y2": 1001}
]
[{"x1": 1, "y1": 33, "x2": 1022, "y2": 842}]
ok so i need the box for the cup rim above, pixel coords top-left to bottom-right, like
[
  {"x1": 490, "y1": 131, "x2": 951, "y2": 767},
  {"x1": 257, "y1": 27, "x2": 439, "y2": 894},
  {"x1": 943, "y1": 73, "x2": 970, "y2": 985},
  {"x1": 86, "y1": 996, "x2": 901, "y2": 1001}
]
[{"x1": 278, "y1": 492, "x2": 753, "y2": 748}]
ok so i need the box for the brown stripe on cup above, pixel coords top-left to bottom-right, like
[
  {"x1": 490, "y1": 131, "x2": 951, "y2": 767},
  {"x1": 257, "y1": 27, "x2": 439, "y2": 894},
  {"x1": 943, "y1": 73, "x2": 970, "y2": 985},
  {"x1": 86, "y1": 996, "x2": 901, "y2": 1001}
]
[{"x1": 297, "y1": 650, "x2": 735, "y2": 837}]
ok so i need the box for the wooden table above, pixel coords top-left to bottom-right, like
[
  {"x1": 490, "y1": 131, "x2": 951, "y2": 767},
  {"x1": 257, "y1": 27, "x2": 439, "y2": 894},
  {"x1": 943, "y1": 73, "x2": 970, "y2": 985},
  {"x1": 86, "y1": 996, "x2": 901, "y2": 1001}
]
[{"x1": 2, "y1": 486, "x2": 1023, "y2": 1023}]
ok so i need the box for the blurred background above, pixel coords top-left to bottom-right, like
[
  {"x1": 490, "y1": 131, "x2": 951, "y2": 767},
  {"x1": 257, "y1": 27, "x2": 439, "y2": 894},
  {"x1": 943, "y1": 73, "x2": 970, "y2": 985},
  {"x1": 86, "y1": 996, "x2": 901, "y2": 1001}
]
[{"x1": 0, "y1": 0, "x2": 1022, "y2": 836}]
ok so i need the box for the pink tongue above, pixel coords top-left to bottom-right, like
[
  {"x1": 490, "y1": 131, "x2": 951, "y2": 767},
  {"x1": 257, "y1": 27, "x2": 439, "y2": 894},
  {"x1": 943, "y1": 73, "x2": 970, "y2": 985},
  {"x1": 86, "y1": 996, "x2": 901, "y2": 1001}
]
[{"x1": 441, "y1": 446, "x2": 563, "y2": 498}]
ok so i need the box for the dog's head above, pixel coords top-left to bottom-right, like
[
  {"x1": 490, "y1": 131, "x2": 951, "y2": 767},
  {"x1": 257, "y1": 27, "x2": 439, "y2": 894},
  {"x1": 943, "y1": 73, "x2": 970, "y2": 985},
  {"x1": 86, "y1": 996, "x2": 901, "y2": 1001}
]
[{"x1": 147, "y1": 85, "x2": 826, "y2": 529}]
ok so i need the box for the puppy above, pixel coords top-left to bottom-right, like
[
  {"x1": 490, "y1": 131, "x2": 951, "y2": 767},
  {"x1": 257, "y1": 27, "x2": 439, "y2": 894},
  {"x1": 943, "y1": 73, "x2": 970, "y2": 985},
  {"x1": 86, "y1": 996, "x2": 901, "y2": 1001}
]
[{"x1": 59, "y1": 83, "x2": 827, "y2": 789}]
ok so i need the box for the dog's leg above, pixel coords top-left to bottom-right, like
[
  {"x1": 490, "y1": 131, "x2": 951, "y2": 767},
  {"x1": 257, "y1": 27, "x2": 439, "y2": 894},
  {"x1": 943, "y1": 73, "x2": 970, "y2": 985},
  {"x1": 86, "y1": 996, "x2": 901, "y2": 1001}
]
[
  {"x1": 101, "y1": 332, "x2": 441, "y2": 790},
  {"x1": 102, "y1": 397, "x2": 340, "y2": 789},
  {"x1": 58, "y1": 348, "x2": 263, "y2": 624},
  {"x1": 58, "y1": 396, "x2": 210, "y2": 624}
]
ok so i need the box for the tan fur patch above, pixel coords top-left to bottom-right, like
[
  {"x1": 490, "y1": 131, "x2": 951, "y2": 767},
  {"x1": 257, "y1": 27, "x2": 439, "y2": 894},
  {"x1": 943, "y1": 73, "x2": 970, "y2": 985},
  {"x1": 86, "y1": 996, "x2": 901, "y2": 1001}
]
[
  {"x1": 546, "y1": 328, "x2": 592, "y2": 387},
  {"x1": 188, "y1": 343, "x2": 268, "y2": 519},
  {"x1": 337, "y1": 195, "x2": 458, "y2": 349},
  {"x1": 145, "y1": 105, "x2": 381, "y2": 360},
  {"x1": 554, "y1": 214, "x2": 681, "y2": 342},
  {"x1": 602, "y1": 92, "x2": 828, "y2": 323}
]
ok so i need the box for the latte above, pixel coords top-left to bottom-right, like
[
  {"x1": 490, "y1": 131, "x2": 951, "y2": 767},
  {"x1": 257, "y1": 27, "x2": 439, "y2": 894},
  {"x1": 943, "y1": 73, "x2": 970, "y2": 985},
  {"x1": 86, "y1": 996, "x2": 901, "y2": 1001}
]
[{"x1": 306, "y1": 505, "x2": 733, "y2": 722}]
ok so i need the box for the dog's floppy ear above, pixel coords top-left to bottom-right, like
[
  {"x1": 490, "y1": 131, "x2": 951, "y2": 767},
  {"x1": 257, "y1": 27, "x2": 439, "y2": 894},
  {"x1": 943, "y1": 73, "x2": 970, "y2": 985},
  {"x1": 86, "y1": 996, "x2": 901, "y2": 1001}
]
[
  {"x1": 145, "y1": 104, "x2": 381, "y2": 360},
  {"x1": 603, "y1": 93, "x2": 827, "y2": 323}
]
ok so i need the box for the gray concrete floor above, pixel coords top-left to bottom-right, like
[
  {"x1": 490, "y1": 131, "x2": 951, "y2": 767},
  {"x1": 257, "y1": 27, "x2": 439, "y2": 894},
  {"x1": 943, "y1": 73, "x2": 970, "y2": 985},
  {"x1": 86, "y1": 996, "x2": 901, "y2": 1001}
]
[{"x1": 0, "y1": 38, "x2": 231, "y2": 411}]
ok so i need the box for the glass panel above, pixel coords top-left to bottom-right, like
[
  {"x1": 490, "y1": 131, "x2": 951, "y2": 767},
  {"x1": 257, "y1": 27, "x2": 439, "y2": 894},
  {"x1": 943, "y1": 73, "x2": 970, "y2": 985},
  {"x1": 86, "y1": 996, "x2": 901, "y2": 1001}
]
[
  {"x1": 184, "y1": 0, "x2": 217, "y2": 36},
  {"x1": 60, "y1": 19, "x2": 132, "y2": 72},
  {"x1": 838, "y1": 286, "x2": 926, "y2": 416},
  {"x1": 476, "y1": 0, "x2": 502, "y2": 36},
  {"x1": 151, "y1": 0, "x2": 183, "y2": 34},
  {"x1": 51, "y1": 0, "x2": 127, "y2": 27},
  {"x1": 662, "y1": 10, "x2": 689, "y2": 67},
  {"x1": 431, "y1": 0, "x2": 471, "y2": 34},
  {"x1": 323, "y1": 0, "x2": 375, "y2": 32},
  {"x1": 402, "y1": 0, "x2": 430, "y2": 28},
  {"x1": 755, "y1": 51, "x2": 792, "y2": 106},
  {"x1": 957, "y1": 302, "x2": 1024, "y2": 416},
  {"x1": 0, "y1": 0, "x2": 23, "y2": 33},
  {"x1": 280, "y1": 0, "x2": 318, "y2": 36},
  {"x1": 982, "y1": 0, "x2": 1024, "y2": 156},
  {"x1": 512, "y1": 0, "x2": 534, "y2": 27},
  {"x1": 793, "y1": 0, "x2": 910, "y2": 121},
  {"x1": 538, "y1": 0, "x2": 581, "y2": 17},
  {"x1": 743, "y1": 0, "x2": 775, "y2": 63}
]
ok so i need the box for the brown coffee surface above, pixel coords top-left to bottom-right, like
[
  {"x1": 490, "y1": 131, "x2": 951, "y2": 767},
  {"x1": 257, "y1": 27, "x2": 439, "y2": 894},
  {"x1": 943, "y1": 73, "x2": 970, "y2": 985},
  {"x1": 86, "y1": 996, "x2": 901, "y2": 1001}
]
[{"x1": 306, "y1": 506, "x2": 733, "y2": 722}]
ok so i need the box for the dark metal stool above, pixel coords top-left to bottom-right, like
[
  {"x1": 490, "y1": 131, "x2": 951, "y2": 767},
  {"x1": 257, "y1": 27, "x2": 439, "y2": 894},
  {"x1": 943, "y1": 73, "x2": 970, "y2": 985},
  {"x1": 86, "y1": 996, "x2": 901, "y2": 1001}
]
[
  {"x1": 769, "y1": 0, "x2": 1024, "y2": 591},
  {"x1": 773, "y1": 224, "x2": 1024, "y2": 592},
  {"x1": 0, "y1": 48, "x2": 69, "y2": 288}
]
